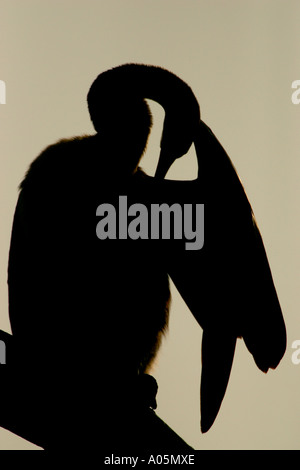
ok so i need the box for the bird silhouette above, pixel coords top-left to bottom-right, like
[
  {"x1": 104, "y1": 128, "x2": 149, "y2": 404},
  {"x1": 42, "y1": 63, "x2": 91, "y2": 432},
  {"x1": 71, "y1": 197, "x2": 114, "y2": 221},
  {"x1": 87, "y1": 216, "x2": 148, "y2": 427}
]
[
  {"x1": 2, "y1": 63, "x2": 286, "y2": 451},
  {"x1": 89, "y1": 63, "x2": 286, "y2": 432}
]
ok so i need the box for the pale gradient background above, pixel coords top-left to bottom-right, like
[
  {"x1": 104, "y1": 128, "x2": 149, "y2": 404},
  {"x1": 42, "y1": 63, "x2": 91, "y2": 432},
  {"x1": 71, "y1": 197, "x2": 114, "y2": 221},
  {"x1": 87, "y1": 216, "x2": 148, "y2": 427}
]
[{"x1": 0, "y1": 0, "x2": 299, "y2": 450}]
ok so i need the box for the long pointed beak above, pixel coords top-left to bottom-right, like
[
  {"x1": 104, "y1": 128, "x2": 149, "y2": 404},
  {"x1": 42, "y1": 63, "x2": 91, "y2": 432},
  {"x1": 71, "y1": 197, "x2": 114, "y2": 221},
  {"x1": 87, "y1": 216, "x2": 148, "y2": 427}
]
[{"x1": 155, "y1": 148, "x2": 177, "y2": 179}]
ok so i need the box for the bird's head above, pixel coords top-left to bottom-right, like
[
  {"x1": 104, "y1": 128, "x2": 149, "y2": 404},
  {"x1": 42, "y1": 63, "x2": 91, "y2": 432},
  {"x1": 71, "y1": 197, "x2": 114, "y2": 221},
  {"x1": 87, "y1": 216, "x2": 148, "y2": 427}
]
[{"x1": 87, "y1": 63, "x2": 200, "y2": 177}]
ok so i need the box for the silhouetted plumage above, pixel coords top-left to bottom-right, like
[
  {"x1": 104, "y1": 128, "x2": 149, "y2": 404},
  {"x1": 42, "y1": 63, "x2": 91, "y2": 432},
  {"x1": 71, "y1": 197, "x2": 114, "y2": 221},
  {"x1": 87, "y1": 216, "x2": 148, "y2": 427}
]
[
  {"x1": 2, "y1": 63, "x2": 286, "y2": 451},
  {"x1": 88, "y1": 64, "x2": 286, "y2": 433},
  {"x1": 165, "y1": 120, "x2": 287, "y2": 432}
]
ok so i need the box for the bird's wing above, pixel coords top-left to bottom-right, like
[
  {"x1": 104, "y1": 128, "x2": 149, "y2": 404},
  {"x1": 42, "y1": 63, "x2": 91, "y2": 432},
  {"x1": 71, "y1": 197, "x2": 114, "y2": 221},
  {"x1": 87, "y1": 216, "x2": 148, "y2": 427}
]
[{"x1": 165, "y1": 120, "x2": 286, "y2": 432}]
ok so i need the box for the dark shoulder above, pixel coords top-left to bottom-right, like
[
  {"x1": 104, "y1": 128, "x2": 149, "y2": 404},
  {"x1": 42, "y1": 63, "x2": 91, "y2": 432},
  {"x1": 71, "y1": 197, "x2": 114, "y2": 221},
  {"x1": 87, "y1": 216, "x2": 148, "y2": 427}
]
[{"x1": 20, "y1": 134, "x2": 99, "y2": 190}]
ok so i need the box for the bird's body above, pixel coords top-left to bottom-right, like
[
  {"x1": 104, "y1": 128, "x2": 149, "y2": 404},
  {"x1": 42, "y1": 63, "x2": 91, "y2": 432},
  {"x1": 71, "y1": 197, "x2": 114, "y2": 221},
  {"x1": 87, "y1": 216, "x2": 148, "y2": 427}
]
[{"x1": 2, "y1": 63, "x2": 286, "y2": 450}]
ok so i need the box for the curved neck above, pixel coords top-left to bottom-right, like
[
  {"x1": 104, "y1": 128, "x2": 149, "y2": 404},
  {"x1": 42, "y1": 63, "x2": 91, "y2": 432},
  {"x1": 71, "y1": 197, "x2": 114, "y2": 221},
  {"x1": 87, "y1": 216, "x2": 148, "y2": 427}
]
[{"x1": 88, "y1": 64, "x2": 201, "y2": 178}]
